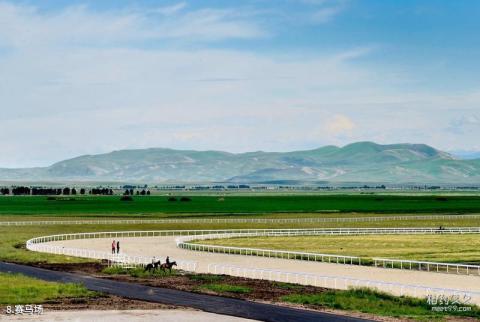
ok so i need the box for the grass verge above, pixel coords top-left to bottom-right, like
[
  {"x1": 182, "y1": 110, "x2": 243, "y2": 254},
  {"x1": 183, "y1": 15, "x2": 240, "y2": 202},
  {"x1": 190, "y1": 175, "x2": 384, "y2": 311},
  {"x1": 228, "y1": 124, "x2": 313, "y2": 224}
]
[
  {"x1": 187, "y1": 274, "x2": 226, "y2": 282},
  {"x1": 0, "y1": 272, "x2": 97, "y2": 304},
  {"x1": 281, "y1": 288, "x2": 480, "y2": 320},
  {"x1": 199, "y1": 283, "x2": 251, "y2": 294},
  {"x1": 102, "y1": 266, "x2": 177, "y2": 278}
]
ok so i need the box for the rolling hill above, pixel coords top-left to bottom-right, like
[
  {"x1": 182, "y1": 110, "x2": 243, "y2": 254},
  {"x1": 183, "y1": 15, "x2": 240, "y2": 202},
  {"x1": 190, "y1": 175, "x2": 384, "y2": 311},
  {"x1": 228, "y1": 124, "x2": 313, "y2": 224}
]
[{"x1": 0, "y1": 142, "x2": 479, "y2": 184}]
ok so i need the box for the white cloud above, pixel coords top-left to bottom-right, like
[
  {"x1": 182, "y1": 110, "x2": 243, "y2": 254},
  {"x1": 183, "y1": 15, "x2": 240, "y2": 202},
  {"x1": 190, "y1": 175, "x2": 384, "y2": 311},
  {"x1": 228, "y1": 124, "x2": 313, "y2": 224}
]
[
  {"x1": 0, "y1": 2, "x2": 479, "y2": 167},
  {"x1": 0, "y1": 2, "x2": 266, "y2": 49},
  {"x1": 300, "y1": 0, "x2": 348, "y2": 23},
  {"x1": 311, "y1": 6, "x2": 344, "y2": 23},
  {"x1": 325, "y1": 114, "x2": 355, "y2": 135},
  {"x1": 154, "y1": 2, "x2": 187, "y2": 16}
]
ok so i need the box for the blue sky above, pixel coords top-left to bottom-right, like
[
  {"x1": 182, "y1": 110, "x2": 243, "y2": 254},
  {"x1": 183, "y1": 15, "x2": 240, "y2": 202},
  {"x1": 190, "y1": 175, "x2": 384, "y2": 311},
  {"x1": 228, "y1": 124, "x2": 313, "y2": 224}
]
[{"x1": 0, "y1": 0, "x2": 479, "y2": 167}]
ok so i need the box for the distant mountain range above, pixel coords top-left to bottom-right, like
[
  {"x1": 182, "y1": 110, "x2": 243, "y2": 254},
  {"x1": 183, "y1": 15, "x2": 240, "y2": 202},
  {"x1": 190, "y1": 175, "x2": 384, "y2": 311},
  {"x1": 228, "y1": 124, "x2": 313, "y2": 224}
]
[
  {"x1": 450, "y1": 150, "x2": 480, "y2": 160},
  {"x1": 1, "y1": 142, "x2": 480, "y2": 184}
]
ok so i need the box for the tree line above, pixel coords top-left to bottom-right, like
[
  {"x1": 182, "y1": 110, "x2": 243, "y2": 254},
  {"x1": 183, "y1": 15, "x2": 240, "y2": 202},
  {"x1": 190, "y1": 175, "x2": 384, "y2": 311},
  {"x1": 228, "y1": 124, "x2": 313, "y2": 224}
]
[
  {"x1": 124, "y1": 189, "x2": 150, "y2": 196},
  {"x1": 0, "y1": 187, "x2": 113, "y2": 196}
]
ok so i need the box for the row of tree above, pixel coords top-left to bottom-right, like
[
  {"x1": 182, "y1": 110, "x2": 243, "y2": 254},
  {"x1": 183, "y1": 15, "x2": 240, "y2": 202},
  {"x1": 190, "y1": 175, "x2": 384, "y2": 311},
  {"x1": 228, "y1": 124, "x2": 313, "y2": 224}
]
[
  {"x1": 0, "y1": 187, "x2": 113, "y2": 196},
  {"x1": 124, "y1": 189, "x2": 150, "y2": 196}
]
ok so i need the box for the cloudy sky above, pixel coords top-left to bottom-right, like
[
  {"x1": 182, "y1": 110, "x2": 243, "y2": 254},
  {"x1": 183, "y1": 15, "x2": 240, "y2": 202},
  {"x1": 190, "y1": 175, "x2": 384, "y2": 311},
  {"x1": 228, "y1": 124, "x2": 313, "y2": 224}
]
[{"x1": 1, "y1": 0, "x2": 479, "y2": 167}]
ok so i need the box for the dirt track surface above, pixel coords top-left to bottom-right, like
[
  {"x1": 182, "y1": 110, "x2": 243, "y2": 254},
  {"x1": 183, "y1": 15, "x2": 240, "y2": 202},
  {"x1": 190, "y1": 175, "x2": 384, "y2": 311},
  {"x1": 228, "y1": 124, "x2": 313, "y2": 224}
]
[
  {"x1": 0, "y1": 262, "x2": 368, "y2": 322},
  {"x1": 44, "y1": 236, "x2": 480, "y2": 303},
  {"x1": 0, "y1": 309, "x2": 258, "y2": 322}
]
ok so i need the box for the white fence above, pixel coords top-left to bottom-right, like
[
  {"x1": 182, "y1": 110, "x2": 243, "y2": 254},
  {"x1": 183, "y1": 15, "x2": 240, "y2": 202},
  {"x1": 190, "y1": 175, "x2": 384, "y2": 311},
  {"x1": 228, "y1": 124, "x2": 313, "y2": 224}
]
[
  {"x1": 26, "y1": 227, "x2": 480, "y2": 243},
  {"x1": 4, "y1": 213, "x2": 480, "y2": 226},
  {"x1": 26, "y1": 227, "x2": 480, "y2": 276},
  {"x1": 26, "y1": 234, "x2": 198, "y2": 272},
  {"x1": 373, "y1": 258, "x2": 480, "y2": 276},
  {"x1": 177, "y1": 233, "x2": 362, "y2": 265},
  {"x1": 174, "y1": 228, "x2": 480, "y2": 275},
  {"x1": 25, "y1": 228, "x2": 480, "y2": 303},
  {"x1": 26, "y1": 227, "x2": 480, "y2": 244},
  {"x1": 207, "y1": 263, "x2": 480, "y2": 304}
]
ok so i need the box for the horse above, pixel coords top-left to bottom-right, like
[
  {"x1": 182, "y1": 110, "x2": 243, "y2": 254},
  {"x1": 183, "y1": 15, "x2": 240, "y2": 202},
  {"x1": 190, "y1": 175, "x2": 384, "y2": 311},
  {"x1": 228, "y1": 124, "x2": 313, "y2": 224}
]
[
  {"x1": 145, "y1": 260, "x2": 161, "y2": 272},
  {"x1": 160, "y1": 261, "x2": 177, "y2": 273}
]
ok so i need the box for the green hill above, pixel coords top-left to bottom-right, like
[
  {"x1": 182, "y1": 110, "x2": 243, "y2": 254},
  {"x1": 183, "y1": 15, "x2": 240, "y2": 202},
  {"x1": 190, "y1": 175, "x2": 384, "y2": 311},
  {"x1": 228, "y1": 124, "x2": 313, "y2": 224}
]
[{"x1": 0, "y1": 142, "x2": 478, "y2": 184}]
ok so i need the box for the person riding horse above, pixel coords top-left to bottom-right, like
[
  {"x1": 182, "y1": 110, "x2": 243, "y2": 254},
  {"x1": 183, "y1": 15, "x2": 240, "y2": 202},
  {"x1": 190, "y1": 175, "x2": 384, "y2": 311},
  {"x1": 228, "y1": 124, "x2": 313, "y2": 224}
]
[
  {"x1": 160, "y1": 261, "x2": 177, "y2": 273},
  {"x1": 145, "y1": 259, "x2": 161, "y2": 272}
]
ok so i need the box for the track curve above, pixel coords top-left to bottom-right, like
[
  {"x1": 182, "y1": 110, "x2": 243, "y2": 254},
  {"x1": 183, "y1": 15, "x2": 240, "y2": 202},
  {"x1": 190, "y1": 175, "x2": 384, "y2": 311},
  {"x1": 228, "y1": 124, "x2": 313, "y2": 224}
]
[{"x1": 29, "y1": 227, "x2": 480, "y2": 304}]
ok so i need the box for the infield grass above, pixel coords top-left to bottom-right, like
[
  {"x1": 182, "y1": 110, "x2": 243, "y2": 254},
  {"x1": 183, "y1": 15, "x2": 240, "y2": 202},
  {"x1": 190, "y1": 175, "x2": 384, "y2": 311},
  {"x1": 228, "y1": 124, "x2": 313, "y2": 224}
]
[
  {"x1": 199, "y1": 234, "x2": 480, "y2": 264},
  {"x1": 1, "y1": 214, "x2": 479, "y2": 265}
]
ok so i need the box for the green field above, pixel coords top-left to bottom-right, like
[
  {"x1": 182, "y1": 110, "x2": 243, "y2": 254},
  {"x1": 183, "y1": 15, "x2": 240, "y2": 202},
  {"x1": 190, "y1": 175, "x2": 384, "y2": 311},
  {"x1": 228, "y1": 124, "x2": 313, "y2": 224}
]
[
  {"x1": 2, "y1": 194, "x2": 480, "y2": 217},
  {"x1": 282, "y1": 288, "x2": 480, "y2": 319},
  {"x1": 1, "y1": 215, "x2": 479, "y2": 265},
  {"x1": 0, "y1": 192, "x2": 479, "y2": 320},
  {"x1": 198, "y1": 234, "x2": 480, "y2": 264},
  {"x1": 0, "y1": 272, "x2": 96, "y2": 304}
]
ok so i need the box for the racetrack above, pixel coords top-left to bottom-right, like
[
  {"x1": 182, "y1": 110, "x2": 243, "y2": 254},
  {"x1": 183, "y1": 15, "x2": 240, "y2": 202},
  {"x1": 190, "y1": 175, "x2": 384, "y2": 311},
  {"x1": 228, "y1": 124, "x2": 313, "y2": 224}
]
[
  {"x1": 0, "y1": 262, "x2": 367, "y2": 322},
  {"x1": 43, "y1": 235, "x2": 480, "y2": 304}
]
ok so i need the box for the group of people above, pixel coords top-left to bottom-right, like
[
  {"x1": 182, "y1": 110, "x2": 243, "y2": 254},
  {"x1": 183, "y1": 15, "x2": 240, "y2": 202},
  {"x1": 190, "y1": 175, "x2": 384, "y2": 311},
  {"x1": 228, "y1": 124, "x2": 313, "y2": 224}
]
[
  {"x1": 144, "y1": 255, "x2": 177, "y2": 272},
  {"x1": 111, "y1": 240, "x2": 120, "y2": 254}
]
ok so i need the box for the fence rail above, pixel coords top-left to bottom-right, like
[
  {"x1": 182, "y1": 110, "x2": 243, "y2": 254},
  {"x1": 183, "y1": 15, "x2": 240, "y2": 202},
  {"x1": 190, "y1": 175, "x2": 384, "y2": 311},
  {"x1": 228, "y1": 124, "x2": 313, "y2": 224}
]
[
  {"x1": 26, "y1": 234, "x2": 198, "y2": 272},
  {"x1": 177, "y1": 233, "x2": 362, "y2": 265},
  {"x1": 207, "y1": 263, "x2": 480, "y2": 304},
  {"x1": 25, "y1": 227, "x2": 480, "y2": 304},
  {"x1": 4, "y1": 214, "x2": 480, "y2": 226},
  {"x1": 26, "y1": 227, "x2": 480, "y2": 244},
  {"x1": 26, "y1": 227, "x2": 480, "y2": 276},
  {"x1": 373, "y1": 258, "x2": 480, "y2": 276},
  {"x1": 175, "y1": 228, "x2": 480, "y2": 275}
]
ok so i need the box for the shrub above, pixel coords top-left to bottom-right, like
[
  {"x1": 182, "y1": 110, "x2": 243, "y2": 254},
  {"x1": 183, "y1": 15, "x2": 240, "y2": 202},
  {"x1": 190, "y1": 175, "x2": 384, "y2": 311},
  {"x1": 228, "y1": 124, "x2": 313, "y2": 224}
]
[{"x1": 120, "y1": 195, "x2": 133, "y2": 201}]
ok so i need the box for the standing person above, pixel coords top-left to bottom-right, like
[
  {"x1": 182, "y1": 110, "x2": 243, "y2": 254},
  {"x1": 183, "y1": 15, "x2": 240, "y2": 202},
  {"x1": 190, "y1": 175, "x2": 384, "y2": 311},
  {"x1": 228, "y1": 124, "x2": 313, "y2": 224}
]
[
  {"x1": 116, "y1": 240, "x2": 120, "y2": 254},
  {"x1": 111, "y1": 240, "x2": 116, "y2": 254}
]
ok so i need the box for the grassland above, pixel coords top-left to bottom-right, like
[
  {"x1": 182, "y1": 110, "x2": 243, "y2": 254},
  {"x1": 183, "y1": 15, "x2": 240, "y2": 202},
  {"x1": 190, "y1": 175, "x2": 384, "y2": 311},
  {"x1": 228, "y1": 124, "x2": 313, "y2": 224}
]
[
  {"x1": 1, "y1": 194, "x2": 480, "y2": 217},
  {"x1": 1, "y1": 214, "x2": 479, "y2": 265},
  {"x1": 96, "y1": 265, "x2": 480, "y2": 320},
  {"x1": 102, "y1": 266, "x2": 177, "y2": 278},
  {"x1": 1, "y1": 193, "x2": 479, "y2": 320},
  {"x1": 199, "y1": 283, "x2": 251, "y2": 294},
  {"x1": 0, "y1": 272, "x2": 96, "y2": 304},
  {"x1": 282, "y1": 288, "x2": 480, "y2": 319},
  {"x1": 100, "y1": 266, "x2": 480, "y2": 319},
  {"x1": 198, "y1": 234, "x2": 480, "y2": 264}
]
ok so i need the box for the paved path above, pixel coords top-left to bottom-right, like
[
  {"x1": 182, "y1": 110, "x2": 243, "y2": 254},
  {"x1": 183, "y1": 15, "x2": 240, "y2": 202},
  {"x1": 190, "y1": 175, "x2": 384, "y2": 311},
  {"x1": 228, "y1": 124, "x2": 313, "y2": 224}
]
[
  {"x1": 43, "y1": 236, "x2": 480, "y2": 303},
  {"x1": 0, "y1": 309, "x2": 257, "y2": 322},
  {"x1": 0, "y1": 262, "x2": 369, "y2": 322}
]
